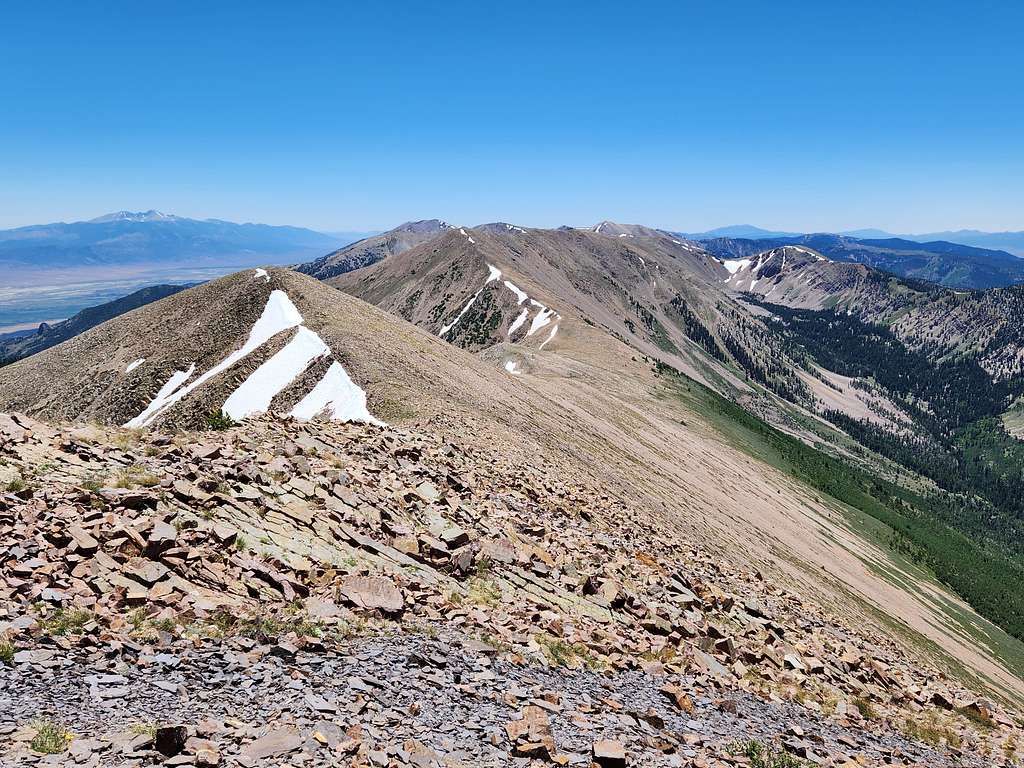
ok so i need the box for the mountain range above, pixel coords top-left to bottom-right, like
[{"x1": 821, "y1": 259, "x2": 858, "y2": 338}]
[
  {"x1": 689, "y1": 224, "x2": 1024, "y2": 258},
  {"x1": 0, "y1": 210, "x2": 355, "y2": 277},
  {"x1": 3, "y1": 216, "x2": 1024, "y2": 765}
]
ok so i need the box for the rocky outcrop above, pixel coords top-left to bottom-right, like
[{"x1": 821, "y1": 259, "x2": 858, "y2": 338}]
[{"x1": 0, "y1": 412, "x2": 1018, "y2": 765}]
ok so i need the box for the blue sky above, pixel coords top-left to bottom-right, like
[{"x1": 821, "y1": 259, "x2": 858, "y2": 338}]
[{"x1": 1, "y1": 1, "x2": 1021, "y2": 233}]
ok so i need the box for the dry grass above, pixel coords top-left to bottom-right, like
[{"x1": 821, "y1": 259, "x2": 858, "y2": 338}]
[
  {"x1": 114, "y1": 464, "x2": 160, "y2": 489},
  {"x1": 902, "y1": 712, "x2": 963, "y2": 748}
]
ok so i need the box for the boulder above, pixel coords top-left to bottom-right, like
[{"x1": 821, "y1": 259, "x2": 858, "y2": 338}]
[{"x1": 337, "y1": 575, "x2": 404, "y2": 615}]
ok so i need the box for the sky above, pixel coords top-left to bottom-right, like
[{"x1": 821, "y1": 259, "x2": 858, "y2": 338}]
[{"x1": 1, "y1": 0, "x2": 1022, "y2": 234}]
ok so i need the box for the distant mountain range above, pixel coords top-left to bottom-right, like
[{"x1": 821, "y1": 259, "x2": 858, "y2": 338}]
[
  {"x1": 0, "y1": 210, "x2": 357, "y2": 276},
  {"x1": 688, "y1": 231, "x2": 1024, "y2": 289},
  {"x1": 682, "y1": 224, "x2": 803, "y2": 239},
  {"x1": 688, "y1": 224, "x2": 1024, "y2": 257}
]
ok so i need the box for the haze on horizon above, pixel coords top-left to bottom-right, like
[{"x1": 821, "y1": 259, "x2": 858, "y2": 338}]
[{"x1": 1, "y1": 1, "x2": 1021, "y2": 234}]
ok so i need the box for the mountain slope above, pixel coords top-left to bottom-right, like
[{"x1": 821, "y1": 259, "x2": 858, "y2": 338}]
[
  {"x1": 906, "y1": 229, "x2": 1024, "y2": 257},
  {"x1": 6, "y1": 232, "x2": 1024, "y2": 750},
  {"x1": 2, "y1": 406, "x2": 1021, "y2": 766},
  {"x1": 296, "y1": 219, "x2": 453, "y2": 280},
  {"x1": 0, "y1": 283, "x2": 191, "y2": 365},
  {"x1": 0, "y1": 211, "x2": 345, "y2": 275},
  {"x1": 316, "y1": 224, "x2": 1024, "y2": 701},
  {"x1": 719, "y1": 245, "x2": 1024, "y2": 380},
  {"x1": 684, "y1": 224, "x2": 802, "y2": 239},
  {"x1": 325, "y1": 222, "x2": 813, "y2": 402},
  {"x1": 0, "y1": 268, "x2": 543, "y2": 431},
  {"x1": 845, "y1": 228, "x2": 1024, "y2": 257},
  {"x1": 701, "y1": 233, "x2": 1024, "y2": 289}
]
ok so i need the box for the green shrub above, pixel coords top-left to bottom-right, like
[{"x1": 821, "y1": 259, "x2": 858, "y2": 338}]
[
  {"x1": 0, "y1": 638, "x2": 14, "y2": 664},
  {"x1": 205, "y1": 410, "x2": 236, "y2": 431},
  {"x1": 30, "y1": 720, "x2": 71, "y2": 753},
  {"x1": 853, "y1": 696, "x2": 877, "y2": 719},
  {"x1": 729, "y1": 740, "x2": 806, "y2": 768},
  {"x1": 4, "y1": 475, "x2": 26, "y2": 493},
  {"x1": 36, "y1": 607, "x2": 93, "y2": 636}
]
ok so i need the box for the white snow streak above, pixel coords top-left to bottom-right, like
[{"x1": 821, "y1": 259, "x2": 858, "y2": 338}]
[
  {"x1": 253, "y1": 268, "x2": 269, "y2": 282},
  {"x1": 221, "y1": 326, "x2": 330, "y2": 420},
  {"x1": 125, "y1": 364, "x2": 196, "y2": 428},
  {"x1": 124, "y1": 358, "x2": 145, "y2": 374},
  {"x1": 527, "y1": 303, "x2": 556, "y2": 336},
  {"x1": 539, "y1": 324, "x2": 558, "y2": 351},
  {"x1": 440, "y1": 265, "x2": 502, "y2": 337},
  {"x1": 126, "y1": 290, "x2": 304, "y2": 426},
  {"x1": 126, "y1": 289, "x2": 378, "y2": 428},
  {"x1": 459, "y1": 227, "x2": 476, "y2": 244},
  {"x1": 503, "y1": 280, "x2": 528, "y2": 304},
  {"x1": 291, "y1": 361, "x2": 382, "y2": 424},
  {"x1": 508, "y1": 309, "x2": 529, "y2": 337}
]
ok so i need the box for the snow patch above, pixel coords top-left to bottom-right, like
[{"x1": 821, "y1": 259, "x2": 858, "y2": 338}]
[
  {"x1": 539, "y1": 324, "x2": 559, "y2": 351},
  {"x1": 459, "y1": 227, "x2": 476, "y2": 244},
  {"x1": 221, "y1": 326, "x2": 330, "y2": 420},
  {"x1": 124, "y1": 358, "x2": 145, "y2": 374},
  {"x1": 527, "y1": 303, "x2": 556, "y2": 336},
  {"x1": 125, "y1": 289, "x2": 378, "y2": 428},
  {"x1": 125, "y1": 364, "x2": 196, "y2": 428},
  {"x1": 721, "y1": 259, "x2": 751, "y2": 275},
  {"x1": 503, "y1": 281, "x2": 528, "y2": 305},
  {"x1": 128, "y1": 290, "x2": 305, "y2": 425},
  {"x1": 508, "y1": 309, "x2": 529, "y2": 336},
  {"x1": 290, "y1": 361, "x2": 383, "y2": 424},
  {"x1": 504, "y1": 360, "x2": 520, "y2": 375},
  {"x1": 253, "y1": 268, "x2": 269, "y2": 282}
]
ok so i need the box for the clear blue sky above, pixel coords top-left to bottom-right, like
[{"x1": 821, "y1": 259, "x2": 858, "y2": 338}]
[{"x1": 1, "y1": 0, "x2": 1021, "y2": 233}]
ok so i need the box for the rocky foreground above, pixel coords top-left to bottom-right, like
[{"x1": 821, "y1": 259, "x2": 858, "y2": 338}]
[{"x1": 0, "y1": 412, "x2": 1021, "y2": 767}]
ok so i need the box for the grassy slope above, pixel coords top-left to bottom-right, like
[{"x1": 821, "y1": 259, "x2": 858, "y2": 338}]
[{"x1": 656, "y1": 363, "x2": 1024, "y2": 696}]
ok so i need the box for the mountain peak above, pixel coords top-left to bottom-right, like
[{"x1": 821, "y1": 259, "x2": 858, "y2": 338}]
[
  {"x1": 88, "y1": 210, "x2": 181, "y2": 224},
  {"x1": 393, "y1": 219, "x2": 454, "y2": 234},
  {"x1": 589, "y1": 221, "x2": 665, "y2": 239}
]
